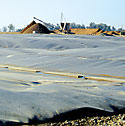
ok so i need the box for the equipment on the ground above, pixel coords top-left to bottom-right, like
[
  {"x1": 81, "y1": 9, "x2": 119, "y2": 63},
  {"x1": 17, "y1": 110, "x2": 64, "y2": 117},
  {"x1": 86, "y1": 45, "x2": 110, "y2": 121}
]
[
  {"x1": 33, "y1": 17, "x2": 54, "y2": 30},
  {"x1": 60, "y1": 13, "x2": 71, "y2": 34}
]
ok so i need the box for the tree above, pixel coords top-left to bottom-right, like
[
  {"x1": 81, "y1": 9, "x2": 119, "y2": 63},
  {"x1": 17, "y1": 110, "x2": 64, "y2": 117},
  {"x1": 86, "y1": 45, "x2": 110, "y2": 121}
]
[
  {"x1": 70, "y1": 22, "x2": 85, "y2": 29},
  {"x1": 2, "y1": 26, "x2": 7, "y2": 32},
  {"x1": 76, "y1": 24, "x2": 81, "y2": 28},
  {"x1": 112, "y1": 26, "x2": 116, "y2": 31},
  {"x1": 118, "y1": 28, "x2": 123, "y2": 31},
  {"x1": 70, "y1": 22, "x2": 76, "y2": 28},
  {"x1": 81, "y1": 24, "x2": 85, "y2": 29},
  {"x1": 16, "y1": 28, "x2": 24, "y2": 32},
  {"x1": 89, "y1": 22, "x2": 96, "y2": 28},
  {"x1": 54, "y1": 23, "x2": 60, "y2": 30},
  {"x1": 105, "y1": 26, "x2": 111, "y2": 31},
  {"x1": 8, "y1": 24, "x2": 15, "y2": 32},
  {"x1": 87, "y1": 22, "x2": 114, "y2": 31}
]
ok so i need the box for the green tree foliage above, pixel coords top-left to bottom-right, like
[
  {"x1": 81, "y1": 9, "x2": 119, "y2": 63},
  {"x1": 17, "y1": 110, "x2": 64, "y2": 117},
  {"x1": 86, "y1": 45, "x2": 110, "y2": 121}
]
[
  {"x1": 16, "y1": 28, "x2": 24, "y2": 32},
  {"x1": 112, "y1": 26, "x2": 116, "y2": 31},
  {"x1": 8, "y1": 24, "x2": 15, "y2": 32},
  {"x1": 87, "y1": 22, "x2": 115, "y2": 31},
  {"x1": 70, "y1": 22, "x2": 85, "y2": 29},
  {"x1": 118, "y1": 28, "x2": 123, "y2": 31},
  {"x1": 2, "y1": 26, "x2": 7, "y2": 32},
  {"x1": 54, "y1": 24, "x2": 60, "y2": 30}
]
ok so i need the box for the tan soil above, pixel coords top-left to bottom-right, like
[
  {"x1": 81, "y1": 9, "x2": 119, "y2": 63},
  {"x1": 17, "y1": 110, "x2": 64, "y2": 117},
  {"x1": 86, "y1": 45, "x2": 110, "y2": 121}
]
[
  {"x1": 20, "y1": 20, "x2": 36, "y2": 33},
  {"x1": 22, "y1": 23, "x2": 51, "y2": 34},
  {"x1": 70, "y1": 28, "x2": 103, "y2": 35}
]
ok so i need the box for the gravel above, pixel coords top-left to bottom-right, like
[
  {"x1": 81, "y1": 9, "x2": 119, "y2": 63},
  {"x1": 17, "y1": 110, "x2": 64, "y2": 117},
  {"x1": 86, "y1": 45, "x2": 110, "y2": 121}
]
[{"x1": 29, "y1": 114, "x2": 125, "y2": 126}]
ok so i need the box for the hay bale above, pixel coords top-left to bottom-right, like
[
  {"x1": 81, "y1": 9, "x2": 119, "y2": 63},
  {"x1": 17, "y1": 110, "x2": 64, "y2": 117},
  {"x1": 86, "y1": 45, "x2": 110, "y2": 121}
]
[{"x1": 22, "y1": 23, "x2": 51, "y2": 34}]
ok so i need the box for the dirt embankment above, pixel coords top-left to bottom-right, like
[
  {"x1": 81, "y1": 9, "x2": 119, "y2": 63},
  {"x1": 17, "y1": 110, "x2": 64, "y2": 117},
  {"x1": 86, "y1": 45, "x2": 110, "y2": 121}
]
[
  {"x1": 0, "y1": 32, "x2": 20, "y2": 34},
  {"x1": 20, "y1": 20, "x2": 36, "y2": 33},
  {"x1": 0, "y1": 20, "x2": 121, "y2": 36},
  {"x1": 20, "y1": 20, "x2": 53, "y2": 34},
  {"x1": 71, "y1": 29, "x2": 121, "y2": 36},
  {"x1": 103, "y1": 31, "x2": 120, "y2": 36},
  {"x1": 22, "y1": 23, "x2": 51, "y2": 34},
  {"x1": 54, "y1": 28, "x2": 121, "y2": 36},
  {"x1": 70, "y1": 28, "x2": 103, "y2": 35}
]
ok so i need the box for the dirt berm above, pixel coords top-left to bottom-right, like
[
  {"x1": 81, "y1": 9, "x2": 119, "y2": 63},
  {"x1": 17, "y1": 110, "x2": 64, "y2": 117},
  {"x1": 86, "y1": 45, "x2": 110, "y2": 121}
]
[
  {"x1": 21, "y1": 21, "x2": 54, "y2": 34},
  {"x1": 70, "y1": 28, "x2": 103, "y2": 35},
  {"x1": 21, "y1": 20, "x2": 36, "y2": 33},
  {"x1": 23, "y1": 23, "x2": 51, "y2": 34}
]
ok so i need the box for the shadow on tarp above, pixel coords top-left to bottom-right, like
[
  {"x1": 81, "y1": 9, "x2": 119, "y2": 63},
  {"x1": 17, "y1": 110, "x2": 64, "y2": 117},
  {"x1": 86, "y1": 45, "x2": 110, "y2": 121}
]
[
  {"x1": 29, "y1": 106, "x2": 125, "y2": 124},
  {"x1": 1, "y1": 107, "x2": 124, "y2": 126}
]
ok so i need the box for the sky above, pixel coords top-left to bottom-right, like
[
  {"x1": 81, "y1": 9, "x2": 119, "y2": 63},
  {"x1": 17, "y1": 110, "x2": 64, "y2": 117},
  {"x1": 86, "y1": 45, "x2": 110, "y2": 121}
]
[{"x1": 0, "y1": 0, "x2": 124, "y2": 29}]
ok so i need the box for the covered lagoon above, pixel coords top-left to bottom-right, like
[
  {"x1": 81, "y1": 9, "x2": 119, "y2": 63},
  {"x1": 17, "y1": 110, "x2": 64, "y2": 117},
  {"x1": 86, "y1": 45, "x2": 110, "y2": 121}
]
[{"x1": 0, "y1": 34, "x2": 125, "y2": 124}]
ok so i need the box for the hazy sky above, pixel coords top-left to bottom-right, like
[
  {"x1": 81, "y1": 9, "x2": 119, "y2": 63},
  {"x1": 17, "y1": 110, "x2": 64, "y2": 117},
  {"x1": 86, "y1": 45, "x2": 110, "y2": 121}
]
[{"x1": 0, "y1": 0, "x2": 124, "y2": 29}]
